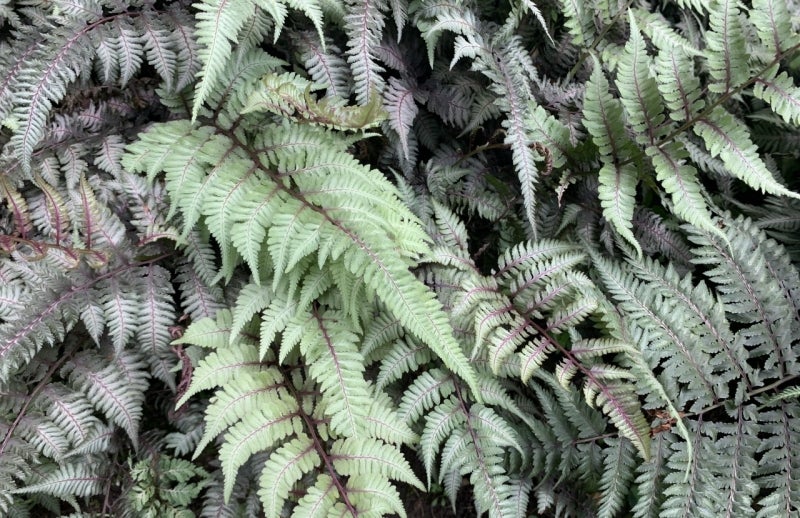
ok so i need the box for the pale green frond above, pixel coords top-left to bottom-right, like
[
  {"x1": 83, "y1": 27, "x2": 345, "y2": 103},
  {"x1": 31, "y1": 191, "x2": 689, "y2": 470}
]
[
  {"x1": 646, "y1": 141, "x2": 726, "y2": 242},
  {"x1": 694, "y1": 107, "x2": 800, "y2": 199},
  {"x1": 705, "y1": 0, "x2": 749, "y2": 94},
  {"x1": 597, "y1": 162, "x2": 640, "y2": 253},
  {"x1": 346, "y1": 475, "x2": 407, "y2": 518},
  {"x1": 275, "y1": 304, "x2": 310, "y2": 362},
  {"x1": 654, "y1": 46, "x2": 704, "y2": 124},
  {"x1": 364, "y1": 395, "x2": 418, "y2": 445},
  {"x1": 220, "y1": 409, "x2": 302, "y2": 500},
  {"x1": 303, "y1": 310, "x2": 372, "y2": 436},
  {"x1": 616, "y1": 15, "x2": 667, "y2": 146},
  {"x1": 750, "y1": 0, "x2": 799, "y2": 56},
  {"x1": 293, "y1": 474, "x2": 338, "y2": 517},
  {"x1": 753, "y1": 68, "x2": 800, "y2": 126},
  {"x1": 243, "y1": 72, "x2": 387, "y2": 129},
  {"x1": 229, "y1": 184, "x2": 284, "y2": 279},
  {"x1": 330, "y1": 437, "x2": 424, "y2": 490},
  {"x1": 268, "y1": 205, "x2": 323, "y2": 281},
  {"x1": 338, "y1": 232, "x2": 480, "y2": 397},
  {"x1": 470, "y1": 404, "x2": 523, "y2": 455},
  {"x1": 634, "y1": 9, "x2": 701, "y2": 57},
  {"x1": 122, "y1": 119, "x2": 203, "y2": 184},
  {"x1": 525, "y1": 104, "x2": 572, "y2": 170},
  {"x1": 584, "y1": 378, "x2": 651, "y2": 460},
  {"x1": 191, "y1": 0, "x2": 257, "y2": 120},
  {"x1": 173, "y1": 309, "x2": 233, "y2": 350},
  {"x1": 258, "y1": 435, "x2": 320, "y2": 518},
  {"x1": 231, "y1": 283, "x2": 273, "y2": 341},
  {"x1": 398, "y1": 368, "x2": 455, "y2": 424},
  {"x1": 583, "y1": 59, "x2": 641, "y2": 253},
  {"x1": 560, "y1": 0, "x2": 594, "y2": 45},
  {"x1": 195, "y1": 369, "x2": 290, "y2": 454},
  {"x1": 177, "y1": 342, "x2": 264, "y2": 407},
  {"x1": 420, "y1": 396, "x2": 465, "y2": 483}
]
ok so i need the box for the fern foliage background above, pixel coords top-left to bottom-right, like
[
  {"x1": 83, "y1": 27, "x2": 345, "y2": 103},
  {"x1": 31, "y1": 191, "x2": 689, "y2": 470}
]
[{"x1": 1, "y1": 0, "x2": 800, "y2": 515}]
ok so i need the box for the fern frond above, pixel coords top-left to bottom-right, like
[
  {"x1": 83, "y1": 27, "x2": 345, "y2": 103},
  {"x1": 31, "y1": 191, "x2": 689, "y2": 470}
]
[
  {"x1": 688, "y1": 213, "x2": 800, "y2": 378},
  {"x1": 137, "y1": 264, "x2": 178, "y2": 387},
  {"x1": 560, "y1": 0, "x2": 594, "y2": 46},
  {"x1": 616, "y1": 16, "x2": 667, "y2": 146},
  {"x1": 753, "y1": 68, "x2": 800, "y2": 126},
  {"x1": 583, "y1": 58, "x2": 640, "y2": 253},
  {"x1": 384, "y1": 77, "x2": 419, "y2": 159},
  {"x1": 219, "y1": 406, "x2": 301, "y2": 500},
  {"x1": 257, "y1": 435, "x2": 320, "y2": 518},
  {"x1": 139, "y1": 14, "x2": 179, "y2": 91},
  {"x1": 345, "y1": 475, "x2": 407, "y2": 517},
  {"x1": 493, "y1": 47, "x2": 540, "y2": 233},
  {"x1": 755, "y1": 403, "x2": 800, "y2": 517},
  {"x1": 294, "y1": 30, "x2": 352, "y2": 98},
  {"x1": 344, "y1": 0, "x2": 386, "y2": 104},
  {"x1": 631, "y1": 432, "x2": 670, "y2": 518},
  {"x1": 110, "y1": 19, "x2": 145, "y2": 86},
  {"x1": 176, "y1": 342, "x2": 266, "y2": 407},
  {"x1": 303, "y1": 309, "x2": 372, "y2": 437},
  {"x1": 525, "y1": 104, "x2": 572, "y2": 170},
  {"x1": 584, "y1": 375, "x2": 651, "y2": 460},
  {"x1": 695, "y1": 107, "x2": 800, "y2": 199},
  {"x1": 634, "y1": 9, "x2": 701, "y2": 57},
  {"x1": 11, "y1": 463, "x2": 104, "y2": 497},
  {"x1": 706, "y1": 0, "x2": 749, "y2": 94},
  {"x1": 9, "y1": 26, "x2": 94, "y2": 170},
  {"x1": 191, "y1": 0, "x2": 257, "y2": 120},
  {"x1": 330, "y1": 437, "x2": 424, "y2": 490},
  {"x1": 647, "y1": 142, "x2": 726, "y2": 242},
  {"x1": 654, "y1": 46, "x2": 704, "y2": 123},
  {"x1": 194, "y1": 370, "x2": 287, "y2": 454},
  {"x1": 63, "y1": 349, "x2": 149, "y2": 445},
  {"x1": 594, "y1": 255, "x2": 729, "y2": 411},
  {"x1": 591, "y1": 437, "x2": 633, "y2": 517},
  {"x1": 292, "y1": 474, "x2": 337, "y2": 516},
  {"x1": 750, "y1": 0, "x2": 799, "y2": 57}
]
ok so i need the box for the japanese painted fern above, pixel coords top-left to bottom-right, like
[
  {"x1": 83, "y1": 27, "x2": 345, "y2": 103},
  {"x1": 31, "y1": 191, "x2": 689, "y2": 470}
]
[{"x1": 2, "y1": 0, "x2": 800, "y2": 515}]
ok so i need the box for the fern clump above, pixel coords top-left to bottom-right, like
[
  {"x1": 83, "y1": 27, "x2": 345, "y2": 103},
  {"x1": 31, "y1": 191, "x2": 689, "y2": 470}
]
[{"x1": 2, "y1": 0, "x2": 800, "y2": 515}]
